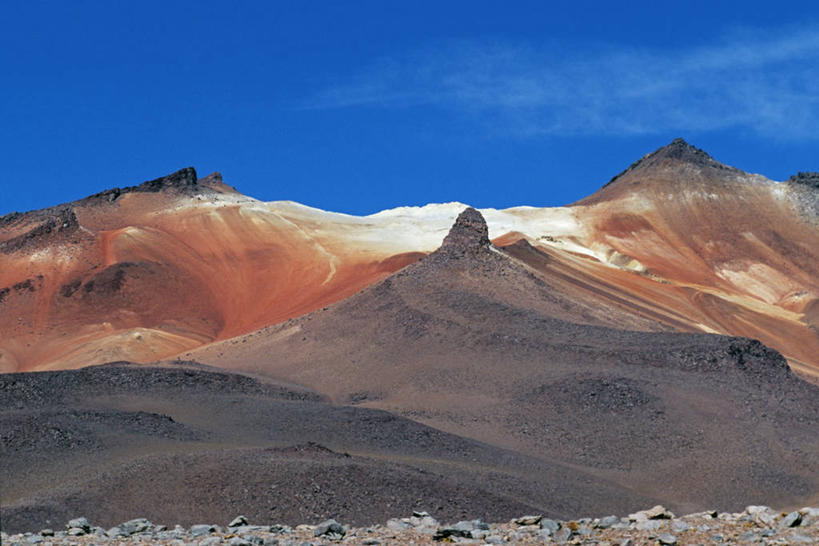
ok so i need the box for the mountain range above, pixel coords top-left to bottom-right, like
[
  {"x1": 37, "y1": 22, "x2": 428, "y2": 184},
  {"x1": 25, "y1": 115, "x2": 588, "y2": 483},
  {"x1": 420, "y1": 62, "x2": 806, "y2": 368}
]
[{"x1": 1, "y1": 139, "x2": 817, "y2": 532}]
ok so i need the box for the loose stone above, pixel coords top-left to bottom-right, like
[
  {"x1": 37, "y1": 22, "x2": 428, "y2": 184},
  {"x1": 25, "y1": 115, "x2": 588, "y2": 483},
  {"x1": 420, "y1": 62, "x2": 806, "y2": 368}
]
[
  {"x1": 781, "y1": 510, "x2": 803, "y2": 528},
  {"x1": 513, "y1": 515, "x2": 542, "y2": 526},
  {"x1": 657, "y1": 533, "x2": 678, "y2": 545}
]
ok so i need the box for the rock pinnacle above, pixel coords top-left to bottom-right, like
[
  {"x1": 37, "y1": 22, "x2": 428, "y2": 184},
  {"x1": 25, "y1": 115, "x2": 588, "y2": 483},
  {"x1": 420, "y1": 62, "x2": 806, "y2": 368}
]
[{"x1": 440, "y1": 207, "x2": 491, "y2": 253}]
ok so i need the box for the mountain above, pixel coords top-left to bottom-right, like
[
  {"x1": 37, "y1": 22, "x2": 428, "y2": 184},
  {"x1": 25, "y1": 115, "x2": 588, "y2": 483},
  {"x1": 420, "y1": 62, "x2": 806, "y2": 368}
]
[
  {"x1": 187, "y1": 207, "x2": 819, "y2": 513},
  {"x1": 1, "y1": 139, "x2": 817, "y2": 379},
  {"x1": 567, "y1": 139, "x2": 819, "y2": 377},
  {"x1": 2, "y1": 140, "x2": 819, "y2": 529},
  {"x1": 0, "y1": 170, "x2": 425, "y2": 372}
]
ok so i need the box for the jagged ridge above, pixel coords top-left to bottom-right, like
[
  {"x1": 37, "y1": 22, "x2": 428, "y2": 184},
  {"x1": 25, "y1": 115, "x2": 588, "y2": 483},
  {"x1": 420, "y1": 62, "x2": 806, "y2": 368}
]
[
  {"x1": 788, "y1": 171, "x2": 819, "y2": 190},
  {"x1": 78, "y1": 167, "x2": 227, "y2": 205},
  {"x1": 0, "y1": 168, "x2": 225, "y2": 225}
]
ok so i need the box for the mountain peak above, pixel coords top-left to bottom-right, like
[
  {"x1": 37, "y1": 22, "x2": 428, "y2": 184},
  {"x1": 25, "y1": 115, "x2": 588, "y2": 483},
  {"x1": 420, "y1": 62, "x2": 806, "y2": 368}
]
[
  {"x1": 138, "y1": 167, "x2": 198, "y2": 191},
  {"x1": 197, "y1": 171, "x2": 223, "y2": 185},
  {"x1": 652, "y1": 138, "x2": 718, "y2": 164},
  {"x1": 439, "y1": 207, "x2": 491, "y2": 254},
  {"x1": 603, "y1": 138, "x2": 740, "y2": 188},
  {"x1": 77, "y1": 167, "x2": 208, "y2": 206}
]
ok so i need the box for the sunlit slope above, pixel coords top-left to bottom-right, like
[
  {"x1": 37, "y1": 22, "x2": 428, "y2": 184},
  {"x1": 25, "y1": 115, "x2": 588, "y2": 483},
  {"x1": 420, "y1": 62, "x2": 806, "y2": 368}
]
[
  {"x1": 567, "y1": 140, "x2": 819, "y2": 376},
  {"x1": 0, "y1": 169, "x2": 423, "y2": 371},
  {"x1": 461, "y1": 139, "x2": 819, "y2": 376},
  {"x1": 1, "y1": 139, "x2": 817, "y2": 376},
  {"x1": 187, "y1": 209, "x2": 819, "y2": 513}
]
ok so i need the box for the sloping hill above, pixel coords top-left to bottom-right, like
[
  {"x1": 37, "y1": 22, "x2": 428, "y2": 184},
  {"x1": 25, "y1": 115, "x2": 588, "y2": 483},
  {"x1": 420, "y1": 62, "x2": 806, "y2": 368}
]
[
  {"x1": 190, "y1": 208, "x2": 819, "y2": 514},
  {"x1": 0, "y1": 362, "x2": 659, "y2": 533}
]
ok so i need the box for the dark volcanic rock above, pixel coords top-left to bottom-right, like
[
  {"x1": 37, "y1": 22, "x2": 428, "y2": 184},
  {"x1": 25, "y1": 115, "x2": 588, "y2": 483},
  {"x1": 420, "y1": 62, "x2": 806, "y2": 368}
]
[
  {"x1": 79, "y1": 167, "x2": 200, "y2": 205},
  {"x1": 137, "y1": 167, "x2": 198, "y2": 192},
  {"x1": 785, "y1": 171, "x2": 819, "y2": 219},
  {"x1": 787, "y1": 172, "x2": 819, "y2": 190},
  {"x1": 0, "y1": 168, "x2": 211, "y2": 256},
  {"x1": 604, "y1": 138, "x2": 741, "y2": 187},
  {"x1": 0, "y1": 207, "x2": 79, "y2": 254},
  {"x1": 438, "y1": 207, "x2": 491, "y2": 254}
]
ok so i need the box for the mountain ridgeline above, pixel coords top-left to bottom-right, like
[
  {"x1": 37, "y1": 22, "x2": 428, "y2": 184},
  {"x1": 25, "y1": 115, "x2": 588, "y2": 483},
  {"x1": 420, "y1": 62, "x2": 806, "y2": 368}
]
[{"x1": 1, "y1": 139, "x2": 818, "y2": 531}]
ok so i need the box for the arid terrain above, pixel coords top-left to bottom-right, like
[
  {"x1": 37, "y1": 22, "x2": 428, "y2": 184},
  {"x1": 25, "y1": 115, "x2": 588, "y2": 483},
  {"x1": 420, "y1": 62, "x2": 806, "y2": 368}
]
[
  {"x1": 1, "y1": 139, "x2": 818, "y2": 537},
  {"x1": 1, "y1": 139, "x2": 817, "y2": 378}
]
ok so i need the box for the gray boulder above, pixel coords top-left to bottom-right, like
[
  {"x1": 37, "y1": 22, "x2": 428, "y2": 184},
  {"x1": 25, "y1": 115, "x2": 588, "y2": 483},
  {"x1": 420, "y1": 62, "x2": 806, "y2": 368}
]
[
  {"x1": 120, "y1": 518, "x2": 152, "y2": 535},
  {"x1": 386, "y1": 519, "x2": 412, "y2": 531},
  {"x1": 433, "y1": 527, "x2": 472, "y2": 540},
  {"x1": 553, "y1": 526, "x2": 574, "y2": 543},
  {"x1": 229, "y1": 516, "x2": 249, "y2": 528},
  {"x1": 66, "y1": 517, "x2": 90, "y2": 532},
  {"x1": 635, "y1": 519, "x2": 662, "y2": 531},
  {"x1": 540, "y1": 518, "x2": 560, "y2": 533},
  {"x1": 313, "y1": 519, "x2": 345, "y2": 538},
  {"x1": 514, "y1": 515, "x2": 542, "y2": 526},
  {"x1": 452, "y1": 520, "x2": 475, "y2": 532},
  {"x1": 671, "y1": 520, "x2": 690, "y2": 532},
  {"x1": 781, "y1": 511, "x2": 803, "y2": 528},
  {"x1": 629, "y1": 505, "x2": 674, "y2": 521},
  {"x1": 190, "y1": 524, "x2": 218, "y2": 537},
  {"x1": 409, "y1": 514, "x2": 439, "y2": 528},
  {"x1": 596, "y1": 515, "x2": 620, "y2": 529},
  {"x1": 106, "y1": 526, "x2": 126, "y2": 538}
]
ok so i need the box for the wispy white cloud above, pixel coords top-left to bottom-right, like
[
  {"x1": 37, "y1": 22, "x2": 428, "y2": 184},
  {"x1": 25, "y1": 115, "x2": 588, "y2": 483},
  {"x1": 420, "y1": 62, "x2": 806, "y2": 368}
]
[{"x1": 306, "y1": 27, "x2": 819, "y2": 138}]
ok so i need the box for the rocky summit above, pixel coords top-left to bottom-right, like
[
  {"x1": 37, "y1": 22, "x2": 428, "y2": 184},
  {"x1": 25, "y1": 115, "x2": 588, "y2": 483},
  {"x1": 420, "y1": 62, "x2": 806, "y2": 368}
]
[{"x1": 439, "y1": 206, "x2": 492, "y2": 254}]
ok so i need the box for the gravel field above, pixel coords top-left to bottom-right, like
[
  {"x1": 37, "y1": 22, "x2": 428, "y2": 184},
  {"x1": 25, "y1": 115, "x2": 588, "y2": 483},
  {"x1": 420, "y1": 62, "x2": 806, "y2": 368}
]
[{"x1": 4, "y1": 505, "x2": 819, "y2": 545}]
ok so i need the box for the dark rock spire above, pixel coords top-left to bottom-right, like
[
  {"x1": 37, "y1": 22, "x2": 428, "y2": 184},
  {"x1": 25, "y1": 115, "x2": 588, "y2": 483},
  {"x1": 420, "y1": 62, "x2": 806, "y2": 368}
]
[{"x1": 439, "y1": 207, "x2": 491, "y2": 254}]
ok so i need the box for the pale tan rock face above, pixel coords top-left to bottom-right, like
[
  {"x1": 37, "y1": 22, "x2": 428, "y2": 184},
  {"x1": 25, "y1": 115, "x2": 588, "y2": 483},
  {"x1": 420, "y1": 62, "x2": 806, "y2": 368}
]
[{"x1": 1, "y1": 139, "x2": 818, "y2": 380}]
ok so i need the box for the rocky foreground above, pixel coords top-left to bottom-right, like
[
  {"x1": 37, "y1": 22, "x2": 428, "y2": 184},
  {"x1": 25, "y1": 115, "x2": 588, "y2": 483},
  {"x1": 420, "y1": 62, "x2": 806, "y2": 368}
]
[{"x1": 4, "y1": 506, "x2": 818, "y2": 546}]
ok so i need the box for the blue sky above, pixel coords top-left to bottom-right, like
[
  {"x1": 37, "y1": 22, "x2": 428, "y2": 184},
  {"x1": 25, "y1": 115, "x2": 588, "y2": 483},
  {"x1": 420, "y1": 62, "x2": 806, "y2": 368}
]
[{"x1": 2, "y1": 1, "x2": 818, "y2": 216}]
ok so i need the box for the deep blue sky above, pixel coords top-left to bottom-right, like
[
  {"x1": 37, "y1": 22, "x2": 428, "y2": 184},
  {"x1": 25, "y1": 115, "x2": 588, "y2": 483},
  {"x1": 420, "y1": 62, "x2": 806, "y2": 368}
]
[{"x1": 2, "y1": 1, "x2": 818, "y2": 216}]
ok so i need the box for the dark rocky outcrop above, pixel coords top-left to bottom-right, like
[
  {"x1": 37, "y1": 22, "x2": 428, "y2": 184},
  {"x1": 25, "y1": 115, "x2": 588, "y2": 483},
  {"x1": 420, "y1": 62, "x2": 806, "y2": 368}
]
[
  {"x1": 79, "y1": 167, "x2": 201, "y2": 205},
  {"x1": 604, "y1": 138, "x2": 741, "y2": 187},
  {"x1": 0, "y1": 207, "x2": 79, "y2": 254},
  {"x1": 438, "y1": 207, "x2": 491, "y2": 254},
  {"x1": 787, "y1": 171, "x2": 819, "y2": 190}
]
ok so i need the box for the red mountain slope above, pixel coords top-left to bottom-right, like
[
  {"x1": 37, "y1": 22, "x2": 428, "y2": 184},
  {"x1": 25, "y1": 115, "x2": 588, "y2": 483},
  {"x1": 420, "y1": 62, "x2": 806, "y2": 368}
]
[
  {"x1": 0, "y1": 169, "x2": 422, "y2": 372},
  {"x1": 1, "y1": 139, "x2": 817, "y2": 379}
]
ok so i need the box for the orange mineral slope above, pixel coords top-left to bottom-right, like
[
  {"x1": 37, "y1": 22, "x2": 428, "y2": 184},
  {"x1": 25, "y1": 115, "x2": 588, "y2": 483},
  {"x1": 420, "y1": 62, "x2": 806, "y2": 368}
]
[
  {"x1": 0, "y1": 169, "x2": 423, "y2": 372},
  {"x1": 193, "y1": 139, "x2": 819, "y2": 381},
  {"x1": 493, "y1": 139, "x2": 819, "y2": 379},
  {"x1": 2, "y1": 138, "x2": 818, "y2": 378}
]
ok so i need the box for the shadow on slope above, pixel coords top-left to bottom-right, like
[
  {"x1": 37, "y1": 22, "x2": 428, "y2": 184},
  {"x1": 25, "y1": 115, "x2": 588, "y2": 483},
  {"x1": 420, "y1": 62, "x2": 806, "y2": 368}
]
[{"x1": 0, "y1": 362, "x2": 658, "y2": 533}]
